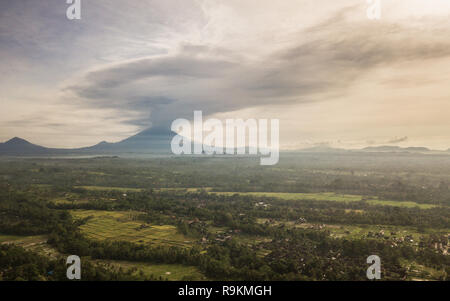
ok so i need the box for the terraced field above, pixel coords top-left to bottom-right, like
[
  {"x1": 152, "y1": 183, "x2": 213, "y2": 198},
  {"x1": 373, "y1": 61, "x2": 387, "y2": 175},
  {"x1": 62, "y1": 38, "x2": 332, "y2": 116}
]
[
  {"x1": 70, "y1": 210, "x2": 193, "y2": 248},
  {"x1": 0, "y1": 233, "x2": 205, "y2": 280},
  {"x1": 400, "y1": 260, "x2": 447, "y2": 281}
]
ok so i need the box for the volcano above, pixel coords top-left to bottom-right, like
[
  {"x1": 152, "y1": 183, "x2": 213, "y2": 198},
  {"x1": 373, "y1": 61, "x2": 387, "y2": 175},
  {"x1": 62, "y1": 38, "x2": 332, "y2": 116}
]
[{"x1": 0, "y1": 127, "x2": 177, "y2": 156}]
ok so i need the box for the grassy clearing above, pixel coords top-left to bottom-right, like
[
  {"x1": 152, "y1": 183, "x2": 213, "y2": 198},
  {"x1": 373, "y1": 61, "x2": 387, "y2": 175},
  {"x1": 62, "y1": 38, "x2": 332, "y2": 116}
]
[
  {"x1": 216, "y1": 192, "x2": 364, "y2": 202},
  {"x1": 0, "y1": 234, "x2": 26, "y2": 243},
  {"x1": 70, "y1": 210, "x2": 193, "y2": 248},
  {"x1": 0, "y1": 234, "x2": 47, "y2": 245},
  {"x1": 73, "y1": 186, "x2": 211, "y2": 193},
  {"x1": 211, "y1": 191, "x2": 436, "y2": 209},
  {"x1": 74, "y1": 186, "x2": 143, "y2": 192},
  {"x1": 96, "y1": 260, "x2": 206, "y2": 281},
  {"x1": 256, "y1": 218, "x2": 449, "y2": 241},
  {"x1": 0, "y1": 234, "x2": 61, "y2": 258},
  {"x1": 366, "y1": 199, "x2": 435, "y2": 209},
  {"x1": 50, "y1": 198, "x2": 90, "y2": 205},
  {"x1": 86, "y1": 171, "x2": 110, "y2": 176},
  {"x1": 157, "y1": 187, "x2": 212, "y2": 192},
  {"x1": 323, "y1": 224, "x2": 429, "y2": 241},
  {"x1": 30, "y1": 184, "x2": 52, "y2": 188}
]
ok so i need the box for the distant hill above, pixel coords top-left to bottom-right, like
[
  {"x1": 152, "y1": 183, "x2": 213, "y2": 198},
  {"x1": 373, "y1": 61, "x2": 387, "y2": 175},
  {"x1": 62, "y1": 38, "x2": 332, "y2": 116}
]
[
  {"x1": 296, "y1": 145, "x2": 432, "y2": 154},
  {"x1": 298, "y1": 146, "x2": 347, "y2": 153},
  {"x1": 404, "y1": 147, "x2": 430, "y2": 152},
  {"x1": 0, "y1": 137, "x2": 55, "y2": 155},
  {"x1": 361, "y1": 146, "x2": 430, "y2": 153},
  {"x1": 362, "y1": 146, "x2": 401, "y2": 152}
]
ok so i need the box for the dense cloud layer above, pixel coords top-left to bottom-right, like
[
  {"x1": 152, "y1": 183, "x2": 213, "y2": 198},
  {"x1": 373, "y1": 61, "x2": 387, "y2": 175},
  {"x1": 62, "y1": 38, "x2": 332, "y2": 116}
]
[{"x1": 67, "y1": 7, "x2": 450, "y2": 130}]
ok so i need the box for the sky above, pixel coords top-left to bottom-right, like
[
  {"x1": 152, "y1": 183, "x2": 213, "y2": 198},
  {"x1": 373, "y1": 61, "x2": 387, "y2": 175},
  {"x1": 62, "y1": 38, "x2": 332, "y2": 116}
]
[{"x1": 1, "y1": 0, "x2": 450, "y2": 149}]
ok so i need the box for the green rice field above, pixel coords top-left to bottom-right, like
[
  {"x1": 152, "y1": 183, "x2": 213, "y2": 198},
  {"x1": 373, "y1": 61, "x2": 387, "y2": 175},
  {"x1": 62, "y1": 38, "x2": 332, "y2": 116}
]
[{"x1": 70, "y1": 210, "x2": 193, "y2": 248}]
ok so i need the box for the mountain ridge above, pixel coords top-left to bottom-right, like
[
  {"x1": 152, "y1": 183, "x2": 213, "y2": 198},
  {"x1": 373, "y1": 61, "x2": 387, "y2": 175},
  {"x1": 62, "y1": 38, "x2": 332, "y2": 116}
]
[
  {"x1": 0, "y1": 132, "x2": 448, "y2": 156},
  {"x1": 361, "y1": 145, "x2": 431, "y2": 152}
]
